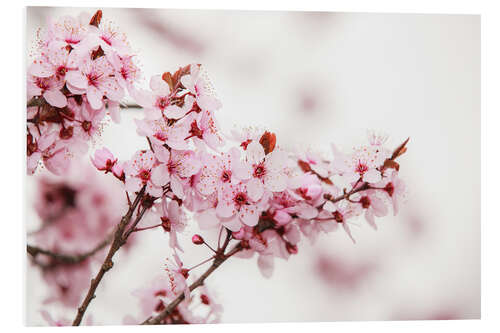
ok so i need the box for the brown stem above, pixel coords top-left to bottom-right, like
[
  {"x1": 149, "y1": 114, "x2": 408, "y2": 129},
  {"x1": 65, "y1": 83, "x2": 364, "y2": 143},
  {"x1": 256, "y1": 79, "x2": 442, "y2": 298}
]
[
  {"x1": 324, "y1": 182, "x2": 371, "y2": 204},
  {"x1": 142, "y1": 242, "x2": 243, "y2": 325},
  {"x1": 27, "y1": 96, "x2": 141, "y2": 110},
  {"x1": 27, "y1": 234, "x2": 112, "y2": 266},
  {"x1": 72, "y1": 186, "x2": 146, "y2": 326}
]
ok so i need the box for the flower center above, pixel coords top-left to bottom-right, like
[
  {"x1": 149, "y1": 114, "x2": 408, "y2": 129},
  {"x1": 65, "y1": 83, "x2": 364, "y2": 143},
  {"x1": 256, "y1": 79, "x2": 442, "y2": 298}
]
[
  {"x1": 139, "y1": 170, "x2": 151, "y2": 183},
  {"x1": 56, "y1": 66, "x2": 67, "y2": 77},
  {"x1": 156, "y1": 97, "x2": 169, "y2": 110},
  {"x1": 333, "y1": 211, "x2": 344, "y2": 223},
  {"x1": 355, "y1": 160, "x2": 369, "y2": 175},
  {"x1": 221, "y1": 170, "x2": 232, "y2": 183},
  {"x1": 161, "y1": 217, "x2": 171, "y2": 232},
  {"x1": 82, "y1": 120, "x2": 92, "y2": 132},
  {"x1": 360, "y1": 196, "x2": 371, "y2": 209},
  {"x1": 253, "y1": 163, "x2": 266, "y2": 178},
  {"x1": 87, "y1": 73, "x2": 101, "y2": 86},
  {"x1": 385, "y1": 182, "x2": 394, "y2": 197},
  {"x1": 234, "y1": 192, "x2": 248, "y2": 206}
]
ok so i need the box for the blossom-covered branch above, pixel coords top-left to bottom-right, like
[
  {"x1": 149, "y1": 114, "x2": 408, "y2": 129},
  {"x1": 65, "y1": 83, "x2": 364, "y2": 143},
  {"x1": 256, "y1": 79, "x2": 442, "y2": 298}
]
[{"x1": 26, "y1": 9, "x2": 409, "y2": 326}]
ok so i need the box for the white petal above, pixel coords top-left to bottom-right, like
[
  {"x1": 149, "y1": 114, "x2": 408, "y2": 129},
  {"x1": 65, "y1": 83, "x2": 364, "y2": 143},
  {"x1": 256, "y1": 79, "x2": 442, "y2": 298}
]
[
  {"x1": 257, "y1": 255, "x2": 274, "y2": 279},
  {"x1": 246, "y1": 141, "x2": 265, "y2": 164},
  {"x1": 151, "y1": 164, "x2": 170, "y2": 186},
  {"x1": 247, "y1": 178, "x2": 264, "y2": 201},
  {"x1": 364, "y1": 169, "x2": 382, "y2": 183},
  {"x1": 43, "y1": 89, "x2": 67, "y2": 108}
]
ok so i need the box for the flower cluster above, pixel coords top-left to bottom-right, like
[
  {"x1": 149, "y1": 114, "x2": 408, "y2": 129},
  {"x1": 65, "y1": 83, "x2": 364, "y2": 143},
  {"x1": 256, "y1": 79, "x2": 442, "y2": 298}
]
[
  {"x1": 125, "y1": 274, "x2": 222, "y2": 325},
  {"x1": 92, "y1": 64, "x2": 407, "y2": 280},
  {"x1": 27, "y1": 10, "x2": 140, "y2": 175},
  {"x1": 27, "y1": 10, "x2": 409, "y2": 327}
]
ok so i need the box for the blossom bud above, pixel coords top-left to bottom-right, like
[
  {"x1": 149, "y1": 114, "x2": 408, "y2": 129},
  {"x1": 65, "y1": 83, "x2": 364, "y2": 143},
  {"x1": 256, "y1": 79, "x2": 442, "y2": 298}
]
[{"x1": 192, "y1": 234, "x2": 204, "y2": 245}]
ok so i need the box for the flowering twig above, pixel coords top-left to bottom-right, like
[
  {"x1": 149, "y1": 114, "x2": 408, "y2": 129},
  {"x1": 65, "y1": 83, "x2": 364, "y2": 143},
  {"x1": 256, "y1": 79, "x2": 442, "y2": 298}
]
[
  {"x1": 142, "y1": 242, "x2": 243, "y2": 325},
  {"x1": 72, "y1": 186, "x2": 146, "y2": 326}
]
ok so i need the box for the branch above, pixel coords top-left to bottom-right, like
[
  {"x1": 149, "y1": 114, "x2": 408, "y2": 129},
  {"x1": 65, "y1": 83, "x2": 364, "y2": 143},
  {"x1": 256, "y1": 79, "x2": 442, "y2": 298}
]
[
  {"x1": 72, "y1": 186, "x2": 146, "y2": 326},
  {"x1": 27, "y1": 96, "x2": 141, "y2": 110},
  {"x1": 324, "y1": 182, "x2": 371, "y2": 203},
  {"x1": 141, "y1": 181, "x2": 377, "y2": 325},
  {"x1": 142, "y1": 242, "x2": 243, "y2": 325},
  {"x1": 27, "y1": 234, "x2": 112, "y2": 266}
]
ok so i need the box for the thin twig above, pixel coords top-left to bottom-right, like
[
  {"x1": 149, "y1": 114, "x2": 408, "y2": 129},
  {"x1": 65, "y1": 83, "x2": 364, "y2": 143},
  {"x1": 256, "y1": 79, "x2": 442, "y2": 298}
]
[
  {"x1": 142, "y1": 242, "x2": 243, "y2": 325},
  {"x1": 27, "y1": 96, "x2": 141, "y2": 110},
  {"x1": 27, "y1": 234, "x2": 112, "y2": 266},
  {"x1": 72, "y1": 187, "x2": 146, "y2": 326}
]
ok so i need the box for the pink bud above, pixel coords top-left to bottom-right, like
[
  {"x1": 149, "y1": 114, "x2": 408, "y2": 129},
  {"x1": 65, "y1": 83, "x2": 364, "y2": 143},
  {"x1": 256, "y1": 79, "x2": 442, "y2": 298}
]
[
  {"x1": 112, "y1": 162, "x2": 124, "y2": 181},
  {"x1": 91, "y1": 147, "x2": 116, "y2": 172},
  {"x1": 192, "y1": 234, "x2": 204, "y2": 245}
]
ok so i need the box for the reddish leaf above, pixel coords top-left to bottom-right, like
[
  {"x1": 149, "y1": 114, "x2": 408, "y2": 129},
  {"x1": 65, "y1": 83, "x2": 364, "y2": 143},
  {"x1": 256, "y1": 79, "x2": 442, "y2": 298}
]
[
  {"x1": 259, "y1": 131, "x2": 276, "y2": 155},
  {"x1": 162, "y1": 72, "x2": 174, "y2": 92},
  {"x1": 91, "y1": 46, "x2": 104, "y2": 60},
  {"x1": 89, "y1": 10, "x2": 102, "y2": 27},
  {"x1": 391, "y1": 137, "x2": 410, "y2": 160},
  {"x1": 382, "y1": 160, "x2": 400, "y2": 171}
]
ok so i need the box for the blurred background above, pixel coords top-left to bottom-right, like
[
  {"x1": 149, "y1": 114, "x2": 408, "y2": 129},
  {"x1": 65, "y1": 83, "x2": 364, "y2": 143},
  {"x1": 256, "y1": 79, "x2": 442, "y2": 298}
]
[{"x1": 25, "y1": 7, "x2": 480, "y2": 325}]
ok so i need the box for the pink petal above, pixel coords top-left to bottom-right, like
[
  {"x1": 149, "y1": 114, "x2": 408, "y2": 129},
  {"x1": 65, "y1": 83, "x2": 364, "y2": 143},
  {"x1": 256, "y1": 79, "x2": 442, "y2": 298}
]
[
  {"x1": 87, "y1": 86, "x2": 103, "y2": 109},
  {"x1": 151, "y1": 164, "x2": 170, "y2": 186},
  {"x1": 247, "y1": 178, "x2": 264, "y2": 201},
  {"x1": 246, "y1": 141, "x2": 265, "y2": 165},
  {"x1": 43, "y1": 89, "x2": 67, "y2": 108},
  {"x1": 65, "y1": 70, "x2": 88, "y2": 89},
  {"x1": 216, "y1": 200, "x2": 236, "y2": 218},
  {"x1": 239, "y1": 204, "x2": 260, "y2": 227},
  {"x1": 257, "y1": 255, "x2": 274, "y2": 279},
  {"x1": 195, "y1": 209, "x2": 220, "y2": 230},
  {"x1": 364, "y1": 169, "x2": 382, "y2": 183}
]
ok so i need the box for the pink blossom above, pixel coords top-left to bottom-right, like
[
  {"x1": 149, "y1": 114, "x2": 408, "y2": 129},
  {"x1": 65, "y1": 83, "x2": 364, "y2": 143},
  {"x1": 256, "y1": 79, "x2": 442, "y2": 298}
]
[
  {"x1": 66, "y1": 55, "x2": 124, "y2": 109},
  {"x1": 135, "y1": 117, "x2": 190, "y2": 150},
  {"x1": 196, "y1": 147, "x2": 248, "y2": 196},
  {"x1": 215, "y1": 181, "x2": 267, "y2": 230},
  {"x1": 91, "y1": 147, "x2": 117, "y2": 173},
  {"x1": 152, "y1": 146, "x2": 201, "y2": 198},
  {"x1": 27, "y1": 75, "x2": 67, "y2": 108},
  {"x1": 123, "y1": 150, "x2": 163, "y2": 197},
  {"x1": 44, "y1": 14, "x2": 89, "y2": 47},
  {"x1": 352, "y1": 190, "x2": 389, "y2": 230},
  {"x1": 186, "y1": 110, "x2": 225, "y2": 150},
  {"x1": 180, "y1": 64, "x2": 222, "y2": 111},
  {"x1": 243, "y1": 141, "x2": 288, "y2": 194},
  {"x1": 164, "y1": 252, "x2": 189, "y2": 298},
  {"x1": 378, "y1": 170, "x2": 406, "y2": 215},
  {"x1": 159, "y1": 198, "x2": 187, "y2": 251}
]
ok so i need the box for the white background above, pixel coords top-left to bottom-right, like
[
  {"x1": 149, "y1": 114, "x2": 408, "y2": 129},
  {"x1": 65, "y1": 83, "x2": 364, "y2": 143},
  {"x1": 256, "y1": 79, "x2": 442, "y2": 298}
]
[{"x1": 2, "y1": 0, "x2": 499, "y2": 332}]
